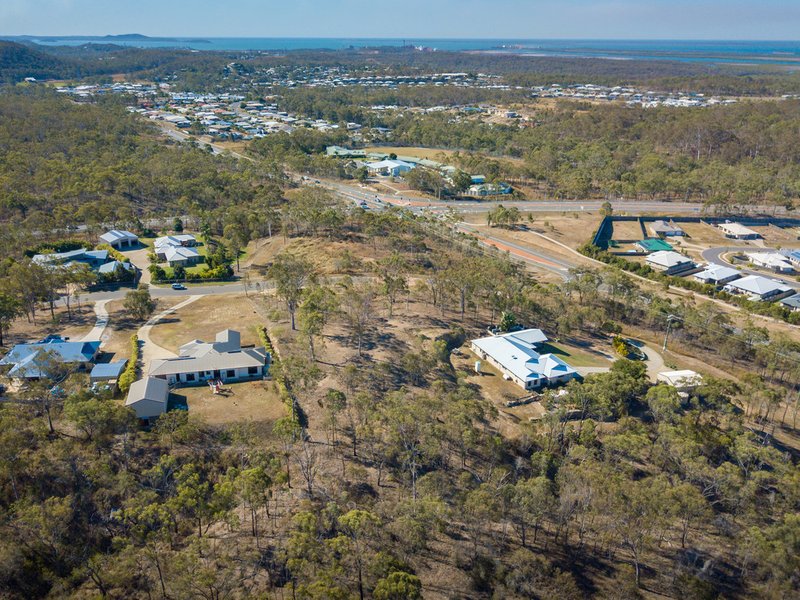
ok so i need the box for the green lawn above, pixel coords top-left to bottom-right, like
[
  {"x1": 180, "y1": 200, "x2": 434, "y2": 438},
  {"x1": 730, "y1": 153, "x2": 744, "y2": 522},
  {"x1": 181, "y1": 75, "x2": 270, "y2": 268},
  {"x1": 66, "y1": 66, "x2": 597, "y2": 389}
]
[{"x1": 538, "y1": 341, "x2": 612, "y2": 368}]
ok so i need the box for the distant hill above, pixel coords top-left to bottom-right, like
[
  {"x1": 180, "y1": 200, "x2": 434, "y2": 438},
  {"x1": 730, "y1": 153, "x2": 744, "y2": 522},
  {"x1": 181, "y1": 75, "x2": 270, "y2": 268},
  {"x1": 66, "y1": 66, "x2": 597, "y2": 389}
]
[{"x1": 0, "y1": 41, "x2": 72, "y2": 82}]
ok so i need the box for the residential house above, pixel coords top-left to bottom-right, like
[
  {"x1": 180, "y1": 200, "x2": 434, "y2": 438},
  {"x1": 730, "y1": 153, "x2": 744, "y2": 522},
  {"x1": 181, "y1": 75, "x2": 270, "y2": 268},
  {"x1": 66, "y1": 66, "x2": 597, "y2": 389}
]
[
  {"x1": 365, "y1": 159, "x2": 415, "y2": 177},
  {"x1": 645, "y1": 250, "x2": 696, "y2": 275},
  {"x1": 154, "y1": 234, "x2": 197, "y2": 255},
  {"x1": 97, "y1": 260, "x2": 136, "y2": 280},
  {"x1": 787, "y1": 250, "x2": 800, "y2": 268},
  {"x1": 163, "y1": 246, "x2": 201, "y2": 268},
  {"x1": 648, "y1": 220, "x2": 685, "y2": 237},
  {"x1": 723, "y1": 275, "x2": 793, "y2": 301},
  {"x1": 149, "y1": 329, "x2": 270, "y2": 386},
  {"x1": 470, "y1": 328, "x2": 578, "y2": 391},
  {"x1": 100, "y1": 230, "x2": 139, "y2": 249},
  {"x1": 466, "y1": 182, "x2": 513, "y2": 197},
  {"x1": 657, "y1": 370, "x2": 703, "y2": 397},
  {"x1": 326, "y1": 145, "x2": 366, "y2": 158},
  {"x1": 746, "y1": 252, "x2": 794, "y2": 273},
  {"x1": 694, "y1": 264, "x2": 741, "y2": 286},
  {"x1": 0, "y1": 335, "x2": 100, "y2": 380},
  {"x1": 125, "y1": 377, "x2": 170, "y2": 422},
  {"x1": 154, "y1": 234, "x2": 200, "y2": 265},
  {"x1": 32, "y1": 248, "x2": 110, "y2": 270},
  {"x1": 636, "y1": 238, "x2": 673, "y2": 253},
  {"x1": 718, "y1": 222, "x2": 760, "y2": 240},
  {"x1": 779, "y1": 295, "x2": 800, "y2": 312}
]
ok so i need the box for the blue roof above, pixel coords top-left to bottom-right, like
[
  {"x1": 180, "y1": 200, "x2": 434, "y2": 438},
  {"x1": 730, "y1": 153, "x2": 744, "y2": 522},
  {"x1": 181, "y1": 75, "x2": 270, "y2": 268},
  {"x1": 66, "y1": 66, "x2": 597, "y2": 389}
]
[
  {"x1": 90, "y1": 360, "x2": 128, "y2": 378},
  {"x1": 0, "y1": 337, "x2": 100, "y2": 379}
]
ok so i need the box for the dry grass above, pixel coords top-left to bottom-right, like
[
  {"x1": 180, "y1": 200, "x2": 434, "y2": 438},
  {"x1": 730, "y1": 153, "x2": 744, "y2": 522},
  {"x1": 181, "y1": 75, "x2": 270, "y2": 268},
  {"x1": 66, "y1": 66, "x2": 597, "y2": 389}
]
[
  {"x1": 610, "y1": 220, "x2": 646, "y2": 241},
  {"x1": 678, "y1": 222, "x2": 735, "y2": 246},
  {"x1": 245, "y1": 234, "x2": 398, "y2": 277},
  {"x1": 5, "y1": 304, "x2": 96, "y2": 349},
  {"x1": 462, "y1": 210, "x2": 603, "y2": 251},
  {"x1": 148, "y1": 294, "x2": 262, "y2": 354},
  {"x1": 174, "y1": 379, "x2": 285, "y2": 427},
  {"x1": 102, "y1": 298, "x2": 182, "y2": 361}
]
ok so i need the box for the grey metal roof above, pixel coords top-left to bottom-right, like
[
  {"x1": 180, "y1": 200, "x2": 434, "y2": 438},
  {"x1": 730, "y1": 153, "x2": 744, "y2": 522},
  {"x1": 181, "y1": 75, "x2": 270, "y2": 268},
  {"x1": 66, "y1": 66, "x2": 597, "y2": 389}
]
[
  {"x1": 149, "y1": 347, "x2": 267, "y2": 377},
  {"x1": 126, "y1": 377, "x2": 170, "y2": 407}
]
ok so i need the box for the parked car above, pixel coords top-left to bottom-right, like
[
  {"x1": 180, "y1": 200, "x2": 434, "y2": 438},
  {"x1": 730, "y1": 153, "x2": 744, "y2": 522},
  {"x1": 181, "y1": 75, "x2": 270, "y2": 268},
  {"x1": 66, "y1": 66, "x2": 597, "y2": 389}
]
[{"x1": 171, "y1": 283, "x2": 187, "y2": 290}]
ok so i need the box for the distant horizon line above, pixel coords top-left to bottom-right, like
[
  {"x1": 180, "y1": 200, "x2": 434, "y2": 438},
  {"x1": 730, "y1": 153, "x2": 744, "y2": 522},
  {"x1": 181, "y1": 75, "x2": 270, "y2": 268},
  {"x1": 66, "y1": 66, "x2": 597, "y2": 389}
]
[{"x1": 4, "y1": 34, "x2": 800, "y2": 43}]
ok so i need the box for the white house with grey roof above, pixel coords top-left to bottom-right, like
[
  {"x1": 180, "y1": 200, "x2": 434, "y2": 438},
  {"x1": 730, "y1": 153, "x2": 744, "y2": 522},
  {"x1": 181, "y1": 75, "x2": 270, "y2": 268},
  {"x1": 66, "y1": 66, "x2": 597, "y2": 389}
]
[
  {"x1": 470, "y1": 328, "x2": 577, "y2": 391},
  {"x1": 100, "y1": 230, "x2": 139, "y2": 249},
  {"x1": 694, "y1": 264, "x2": 741, "y2": 286},
  {"x1": 648, "y1": 220, "x2": 685, "y2": 237},
  {"x1": 149, "y1": 329, "x2": 270, "y2": 386},
  {"x1": 718, "y1": 222, "x2": 760, "y2": 240},
  {"x1": 723, "y1": 275, "x2": 793, "y2": 301},
  {"x1": 645, "y1": 250, "x2": 696, "y2": 275},
  {"x1": 746, "y1": 252, "x2": 794, "y2": 274}
]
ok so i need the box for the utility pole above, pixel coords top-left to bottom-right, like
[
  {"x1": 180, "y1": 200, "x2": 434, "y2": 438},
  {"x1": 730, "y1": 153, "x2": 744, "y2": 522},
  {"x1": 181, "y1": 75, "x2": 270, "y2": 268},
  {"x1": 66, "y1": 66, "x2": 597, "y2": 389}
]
[{"x1": 662, "y1": 314, "x2": 682, "y2": 352}]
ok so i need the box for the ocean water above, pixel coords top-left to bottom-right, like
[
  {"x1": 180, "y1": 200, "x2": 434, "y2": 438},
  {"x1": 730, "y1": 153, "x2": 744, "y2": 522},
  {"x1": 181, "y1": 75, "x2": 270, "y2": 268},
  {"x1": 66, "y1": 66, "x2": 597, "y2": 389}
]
[{"x1": 9, "y1": 37, "x2": 800, "y2": 65}]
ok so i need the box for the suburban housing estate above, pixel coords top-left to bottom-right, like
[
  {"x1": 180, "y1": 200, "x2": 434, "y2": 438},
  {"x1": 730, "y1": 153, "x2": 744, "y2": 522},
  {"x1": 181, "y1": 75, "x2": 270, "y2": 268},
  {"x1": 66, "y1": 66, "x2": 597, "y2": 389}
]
[{"x1": 471, "y1": 328, "x2": 578, "y2": 391}]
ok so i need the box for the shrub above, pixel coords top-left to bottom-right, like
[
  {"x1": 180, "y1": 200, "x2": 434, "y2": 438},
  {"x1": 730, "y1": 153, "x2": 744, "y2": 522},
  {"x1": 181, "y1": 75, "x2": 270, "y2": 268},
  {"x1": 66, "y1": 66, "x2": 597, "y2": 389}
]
[{"x1": 118, "y1": 334, "x2": 139, "y2": 393}]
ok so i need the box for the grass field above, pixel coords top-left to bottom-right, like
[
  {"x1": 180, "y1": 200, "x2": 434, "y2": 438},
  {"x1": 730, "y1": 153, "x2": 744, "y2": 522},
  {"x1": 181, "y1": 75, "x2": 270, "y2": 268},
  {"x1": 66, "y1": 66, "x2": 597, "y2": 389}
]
[
  {"x1": 148, "y1": 294, "x2": 262, "y2": 354},
  {"x1": 539, "y1": 340, "x2": 614, "y2": 368}
]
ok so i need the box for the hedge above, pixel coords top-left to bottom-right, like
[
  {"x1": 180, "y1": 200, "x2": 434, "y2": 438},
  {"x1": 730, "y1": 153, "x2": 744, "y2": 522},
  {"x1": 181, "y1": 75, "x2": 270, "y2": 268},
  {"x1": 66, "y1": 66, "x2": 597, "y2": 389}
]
[
  {"x1": 258, "y1": 326, "x2": 301, "y2": 426},
  {"x1": 118, "y1": 334, "x2": 139, "y2": 393}
]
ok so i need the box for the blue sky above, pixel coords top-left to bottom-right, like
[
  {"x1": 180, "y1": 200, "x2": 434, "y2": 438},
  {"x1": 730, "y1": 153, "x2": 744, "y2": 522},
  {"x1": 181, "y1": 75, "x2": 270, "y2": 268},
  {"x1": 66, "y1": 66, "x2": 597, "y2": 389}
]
[{"x1": 1, "y1": 0, "x2": 798, "y2": 39}]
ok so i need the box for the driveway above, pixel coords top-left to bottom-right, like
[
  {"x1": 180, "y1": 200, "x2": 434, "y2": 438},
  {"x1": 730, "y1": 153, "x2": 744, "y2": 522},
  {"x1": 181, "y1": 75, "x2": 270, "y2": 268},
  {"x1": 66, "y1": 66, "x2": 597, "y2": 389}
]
[
  {"x1": 81, "y1": 300, "x2": 110, "y2": 346},
  {"x1": 641, "y1": 344, "x2": 666, "y2": 382},
  {"x1": 124, "y1": 247, "x2": 153, "y2": 285},
  {"x1": 138, "y1": 295, "x2": 202, "y2": 373}
]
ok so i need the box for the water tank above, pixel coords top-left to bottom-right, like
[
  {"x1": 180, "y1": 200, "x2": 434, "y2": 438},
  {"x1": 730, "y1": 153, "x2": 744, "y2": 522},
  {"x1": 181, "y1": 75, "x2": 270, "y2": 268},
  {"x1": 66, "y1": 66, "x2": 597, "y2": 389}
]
[{"x1": 474, "y1": 361, "x2": 482, "y2": 374}]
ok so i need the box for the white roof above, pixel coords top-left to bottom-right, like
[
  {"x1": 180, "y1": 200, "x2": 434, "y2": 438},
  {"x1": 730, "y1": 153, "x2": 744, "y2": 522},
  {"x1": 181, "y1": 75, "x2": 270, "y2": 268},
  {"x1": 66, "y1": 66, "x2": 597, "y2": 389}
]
[
  {"x1": 746, "y1": 252, "x2": 794, "y2": 269},
  {"x1": 695, "y1": 263, "x2": 740, "y2": 283},
  {"x1": 657, "y1": 370, "x2": 703, "y2": 389},
  {"x1": 646, "y1": 250, "x2": 694, "y2": 269},
  {"x1": 719, "y1": 222, "x2": 758, "y2": 236},
  {"x1": 154, "y1": 234, "x2": 197, "y2": 248},
  {"x1": 100, "y1": 229, "x2": 138, "y2": 243},
  {"x1": 164, "y1": 246, "x2": 200, "y2": 262},
  {"x1": 366, "y1": 159, "x2": 415, "y2": 170},
  {"x1": 472, "y1": 328, "x2": 575, "y2": 384},
  {"x1": 725, "y1": 275, "x2": 791, "y2": 296}
]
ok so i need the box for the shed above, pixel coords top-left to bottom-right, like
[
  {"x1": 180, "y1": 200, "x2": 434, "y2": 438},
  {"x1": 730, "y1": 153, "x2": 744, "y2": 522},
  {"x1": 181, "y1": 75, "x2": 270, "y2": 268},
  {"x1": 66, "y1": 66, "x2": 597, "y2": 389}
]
[
  {"x1": 90, "y1": 360, "x2": 128, "y2": 383},
  {"x1": 125, "y1": 377, "x2": 170, "y2": 421}
]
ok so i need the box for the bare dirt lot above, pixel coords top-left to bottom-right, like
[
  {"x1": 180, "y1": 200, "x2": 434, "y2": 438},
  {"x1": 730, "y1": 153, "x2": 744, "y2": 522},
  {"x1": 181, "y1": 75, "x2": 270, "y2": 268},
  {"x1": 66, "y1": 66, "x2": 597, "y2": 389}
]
[
  {"x1": 610, "y1": 220, "x2": 646, "y2": 241},
  {"x1": 148, "y1": 294, "x2": 263, "y2": 354}
]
